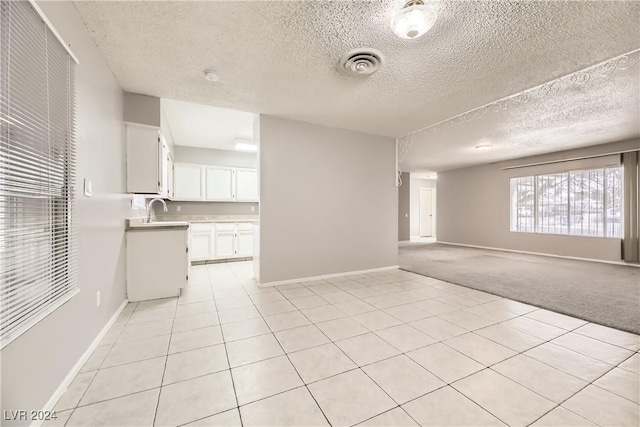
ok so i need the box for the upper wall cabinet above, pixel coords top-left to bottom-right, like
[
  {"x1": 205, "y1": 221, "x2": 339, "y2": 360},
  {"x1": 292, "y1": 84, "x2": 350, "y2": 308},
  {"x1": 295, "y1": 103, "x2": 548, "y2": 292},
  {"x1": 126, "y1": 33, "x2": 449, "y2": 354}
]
[
  {"x1": 174, "y1": 163, "x2": 205, "y2": 200},
  {"x1": 206, "y1": 166, "x2": 235, "y2": 201},
  {"x1": 236, "y1": 168, "x2": 259, "y2": 201},
  {"x1": 173, "y1": 163, "x2": 258, "y2": 202},
  {"x1": 126, "y1": 123, "x2": 169, "y2": 195}
]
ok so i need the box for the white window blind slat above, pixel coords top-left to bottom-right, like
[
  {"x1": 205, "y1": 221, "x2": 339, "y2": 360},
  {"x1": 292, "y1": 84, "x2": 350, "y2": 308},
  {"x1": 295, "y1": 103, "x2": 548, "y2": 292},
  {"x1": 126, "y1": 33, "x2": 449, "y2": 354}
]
[{"x1": 0, "y1": 0, "x2": 78, "y2": 349}]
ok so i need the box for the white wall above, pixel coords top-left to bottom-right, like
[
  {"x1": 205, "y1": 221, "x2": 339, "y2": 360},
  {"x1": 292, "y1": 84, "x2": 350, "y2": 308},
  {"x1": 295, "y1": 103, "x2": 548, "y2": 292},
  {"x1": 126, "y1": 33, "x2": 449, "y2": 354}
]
[
  {"x1": 257, "y1": 116, "x2": 398, "y2": 284},
  {"x1": 437, "y1": 139, "x2": 639, "y2": 262},
  {"x1": 1, "y1": 2, "x2": 131, "y2": 423},
  {"x1": 410, "y1": 177, "x2": 437, "y2": 237},
  {"x1": 173, "y1": 145, "x2": 257, "y2": 169},
  {"x1": 124, "y1": 92, "x2": 160, "y2": 127}
]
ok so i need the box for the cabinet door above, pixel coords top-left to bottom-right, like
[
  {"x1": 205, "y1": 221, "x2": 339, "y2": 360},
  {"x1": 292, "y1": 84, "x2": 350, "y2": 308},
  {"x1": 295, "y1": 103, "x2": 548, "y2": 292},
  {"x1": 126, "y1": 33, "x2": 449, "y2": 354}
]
[
  {"x1": 190, "y1": 232, "x2": 213, "y2": 261},
  {"x1": 174, "y1": 163, "x2": 205, "y2": 200},
  {"x1": 236, "y1": 229, "x2": 254, "y2": 257},
  {"x1": 215, "y1": 230, "x2": 236, "y2": 258},
  {"x1": 206, "y1": 166, "x2": 235, "y2": 201},
  {"x1": 126, "y1": 124, "x2": 161, "y2": 194},
  {"x1": 167, "y1": 155, "x2": 175, "y2": 200},
  {"x1": 159, "y1": 134, "x2": 168, "y2": 197},
  {"x1": 236, "y1": 168, "x2": 258, "y2": 201}
]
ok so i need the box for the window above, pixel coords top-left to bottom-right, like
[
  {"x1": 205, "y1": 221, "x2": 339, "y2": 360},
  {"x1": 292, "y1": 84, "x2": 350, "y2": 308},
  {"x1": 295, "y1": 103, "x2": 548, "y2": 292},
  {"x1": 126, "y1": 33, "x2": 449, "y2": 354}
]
[
  {"x1": 0, "y1": 1, "x2": 78, "y2": 347},
  {"x1": 510, "y1": 176, "x2": 535, "y2": 233},
  {"x1": 537, "y1": 173, "x2": 569, "y2": 235},
  {"x1": 510, "y1": 166, "x2": 622, "y2": 238}
]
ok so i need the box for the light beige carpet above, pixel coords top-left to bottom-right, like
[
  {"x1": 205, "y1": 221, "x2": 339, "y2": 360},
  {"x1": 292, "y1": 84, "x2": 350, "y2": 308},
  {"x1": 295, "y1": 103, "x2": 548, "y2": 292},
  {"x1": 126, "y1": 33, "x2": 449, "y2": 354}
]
[{"x1": 399, "y1": 243, "x2": 640, "y2": 334}]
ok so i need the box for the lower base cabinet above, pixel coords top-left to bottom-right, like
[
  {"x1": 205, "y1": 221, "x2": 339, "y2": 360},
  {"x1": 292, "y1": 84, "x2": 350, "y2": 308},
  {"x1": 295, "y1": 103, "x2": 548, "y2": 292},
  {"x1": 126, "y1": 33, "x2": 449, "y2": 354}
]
[
  {"x1": 188, "y1": 221, "x2": 255, "y2": 263},
  {"x1": 127, "y1": 228, "x2": 189, "y2": 301},
  {"x1": 236, "y1": 223, "x2": 254, "y2": 257}
]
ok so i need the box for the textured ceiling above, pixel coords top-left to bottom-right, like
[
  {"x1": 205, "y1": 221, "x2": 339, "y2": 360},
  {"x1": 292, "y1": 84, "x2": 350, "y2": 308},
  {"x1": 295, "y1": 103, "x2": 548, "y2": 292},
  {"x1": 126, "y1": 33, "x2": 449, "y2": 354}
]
[
  {"x1": 162, "y1": 99, "x2": 254, "y2": 151},
  {"x1": 73, "y1": 0, "x2": 640, "y2": 170},
  {"x1": 400, "y1": 62, "x2": 640, "y2": 171}
]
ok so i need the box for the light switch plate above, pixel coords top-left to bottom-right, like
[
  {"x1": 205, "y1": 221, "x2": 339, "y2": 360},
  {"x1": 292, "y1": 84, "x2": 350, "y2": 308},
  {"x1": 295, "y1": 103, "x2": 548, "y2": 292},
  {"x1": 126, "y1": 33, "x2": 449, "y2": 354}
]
[
  {"x1": 176, "y1": 205, "x2": 181, "y2": 212},
  {"x1": 83, "y1": 179, "x2": 92, "y2": 197}
]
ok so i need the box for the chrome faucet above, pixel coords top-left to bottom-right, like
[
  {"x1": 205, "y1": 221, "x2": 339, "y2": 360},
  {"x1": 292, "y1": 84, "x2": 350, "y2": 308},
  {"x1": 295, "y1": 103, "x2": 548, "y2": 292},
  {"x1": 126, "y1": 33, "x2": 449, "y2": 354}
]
[{"x1": 147, "y1": 198, "x2": 168, "y2": 223}]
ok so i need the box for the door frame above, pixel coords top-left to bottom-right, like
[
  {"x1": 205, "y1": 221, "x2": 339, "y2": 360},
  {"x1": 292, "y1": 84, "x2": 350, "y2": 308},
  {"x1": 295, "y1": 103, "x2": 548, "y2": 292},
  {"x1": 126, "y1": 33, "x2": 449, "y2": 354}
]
[{"x1": 419, "y1": 187, "x2": 436, "y2": 237}]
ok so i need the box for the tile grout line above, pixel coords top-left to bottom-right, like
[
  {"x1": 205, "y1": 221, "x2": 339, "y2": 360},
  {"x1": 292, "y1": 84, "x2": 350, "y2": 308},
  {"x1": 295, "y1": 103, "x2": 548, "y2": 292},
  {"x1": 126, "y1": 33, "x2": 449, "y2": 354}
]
[
  {"x1": 56, "y1": 264, "x2": 639, "y2": 427},
  {"x1": 151, "y1": 303, "x2": 177, "y2": 426},
  {"x1": 239, "y1": 274, "x2": 334, "y2": 426},
  {"x1": 59, "y1": 303, "x2": 139, "y2": 426},
  {"x1": 403, "y1": 268, "x2": 640, "y2": 338},
  {"x1": 210, "y1": 266, "x2": 637, "y2": 425},
  {"x1": 219, "y1": 264, "x2": 246, "y2": 427},
  {"x1": 525, "y1": 347, "x2": 640, "y2": 427}
]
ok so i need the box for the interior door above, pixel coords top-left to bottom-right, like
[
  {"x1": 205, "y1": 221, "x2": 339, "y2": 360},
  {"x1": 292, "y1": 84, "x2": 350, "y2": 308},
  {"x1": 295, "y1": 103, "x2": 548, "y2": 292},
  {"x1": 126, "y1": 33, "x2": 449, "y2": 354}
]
[{"x1": 419, "y1": 188, "x2": 434, "y2": 237}]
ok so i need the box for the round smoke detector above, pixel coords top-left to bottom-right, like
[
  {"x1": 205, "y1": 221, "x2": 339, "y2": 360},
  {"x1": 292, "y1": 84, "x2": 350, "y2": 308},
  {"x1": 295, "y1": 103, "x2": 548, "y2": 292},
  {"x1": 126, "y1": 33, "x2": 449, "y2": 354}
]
[{"x1": 338, "y1": 48, "x2": 384, "y2": 77}]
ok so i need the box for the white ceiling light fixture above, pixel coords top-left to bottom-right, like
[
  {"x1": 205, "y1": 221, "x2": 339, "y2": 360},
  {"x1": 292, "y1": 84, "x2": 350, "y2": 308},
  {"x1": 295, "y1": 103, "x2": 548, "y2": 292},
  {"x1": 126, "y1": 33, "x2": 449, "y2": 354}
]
[
  {"x1": 391, "y1": 0, "x2": 438, "y2": 40},
  {"x1": 234, "y1": 138, "x2": 257, "y2": 152},
  {"x1": 204, "y1": 69, "x2": 219, "y2": 82}
]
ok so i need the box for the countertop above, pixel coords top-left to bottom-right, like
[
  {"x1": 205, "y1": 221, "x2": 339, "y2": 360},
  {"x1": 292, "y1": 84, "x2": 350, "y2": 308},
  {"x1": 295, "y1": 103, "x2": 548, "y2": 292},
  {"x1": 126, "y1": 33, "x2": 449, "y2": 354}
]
[{"x1": 126, "y1": 218, "x2": 189, "y2": 231}]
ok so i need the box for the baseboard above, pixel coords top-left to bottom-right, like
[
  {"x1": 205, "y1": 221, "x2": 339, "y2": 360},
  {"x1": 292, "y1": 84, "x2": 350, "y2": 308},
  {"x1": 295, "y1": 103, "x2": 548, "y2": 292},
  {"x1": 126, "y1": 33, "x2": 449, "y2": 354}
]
[
  {"x1": 33, "y1": 299, "x2": 129, "y2": 427},
  {"x1": 258, "y1": 265, "x2": 400, "y2": 287},
  {"x1": 437, "y1": 241, "x2": 640, "y2": 267}
]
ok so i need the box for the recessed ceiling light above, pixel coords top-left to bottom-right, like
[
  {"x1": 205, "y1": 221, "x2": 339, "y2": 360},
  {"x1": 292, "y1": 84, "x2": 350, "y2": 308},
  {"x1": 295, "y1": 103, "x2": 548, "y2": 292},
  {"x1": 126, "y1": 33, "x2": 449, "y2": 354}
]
[
  {"x1": 391, "y1": 0, "x2": 438, "y2": 40},
  {"x1": 475, "y1": 143, "x2": 493, "y2": 150},
  {"x1": 204, "y1": 69, "x2": 219, "y2": 82}
]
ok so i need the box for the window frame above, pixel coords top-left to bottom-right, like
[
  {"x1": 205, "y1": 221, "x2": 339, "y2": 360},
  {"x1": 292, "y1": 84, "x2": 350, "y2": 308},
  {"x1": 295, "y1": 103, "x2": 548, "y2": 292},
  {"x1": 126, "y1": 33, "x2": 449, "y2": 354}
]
[
  {"x1": 0, "y1": 0, "x2": 79, "y2": 349},
  {"x1": 509, "y1": 164, "x2": 623, "y2": 239}
]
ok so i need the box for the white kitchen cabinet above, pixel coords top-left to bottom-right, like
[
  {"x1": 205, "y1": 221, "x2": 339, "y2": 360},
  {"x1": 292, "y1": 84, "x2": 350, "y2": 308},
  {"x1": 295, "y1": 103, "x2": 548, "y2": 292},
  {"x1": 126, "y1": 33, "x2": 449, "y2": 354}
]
[
  {"x1": 214, "y1": 223, "x2": 237, "y2": 258},
  {"x1": 236, "y1": 223, "x2": 255, "y2": 256},
  {"x1": 206, "y1": 166, "x2": 235, "y2": 201},
  {"x1": 172, "y1": 162, "x2": 257, "y2": 202},
  {"x1": 167, "y1": 153, "x2": 175, "y2": 200},
  {"x1": 236, "y1": 168, "x2": 259, "y2": 201},
  {"x1": 126, "y1": 123, "x2": 169, "y2": 195},
  {"x1": 189, "y1": 223, "x2": 214, "y2": 261},
  {"x1": 174, "y1": 163, "x2": 205, "y2": 200},
  {"x1": 187, "y1": 221, "x2": 255, "y2": 263},
  {"x1": 126, "y1": 227, "x2": 189, "y2": 301}
]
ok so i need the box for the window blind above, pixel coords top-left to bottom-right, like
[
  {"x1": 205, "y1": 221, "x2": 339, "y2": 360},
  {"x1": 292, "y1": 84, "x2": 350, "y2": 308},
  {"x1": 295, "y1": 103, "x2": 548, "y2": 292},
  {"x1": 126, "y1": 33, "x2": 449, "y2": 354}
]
[
  {"x1": 0, "y1": 1, "x2": 78, "y2": 348},
  {"x1": 510, "y1": 166, "x2": 623, "y2": 238}
]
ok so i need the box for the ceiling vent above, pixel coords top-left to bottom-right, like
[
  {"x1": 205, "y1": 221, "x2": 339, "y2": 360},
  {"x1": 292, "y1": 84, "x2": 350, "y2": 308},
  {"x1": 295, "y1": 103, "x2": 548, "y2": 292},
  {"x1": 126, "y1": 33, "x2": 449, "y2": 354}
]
[{"x1": 338, "y1": 48, "x2": 384, "y2": 77}]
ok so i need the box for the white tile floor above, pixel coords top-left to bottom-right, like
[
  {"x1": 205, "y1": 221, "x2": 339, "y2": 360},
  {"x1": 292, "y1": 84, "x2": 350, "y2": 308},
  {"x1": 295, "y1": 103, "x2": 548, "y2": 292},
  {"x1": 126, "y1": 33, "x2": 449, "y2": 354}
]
[{"x1": 49, "y1": 261, "x2": 640, "y2": 427}]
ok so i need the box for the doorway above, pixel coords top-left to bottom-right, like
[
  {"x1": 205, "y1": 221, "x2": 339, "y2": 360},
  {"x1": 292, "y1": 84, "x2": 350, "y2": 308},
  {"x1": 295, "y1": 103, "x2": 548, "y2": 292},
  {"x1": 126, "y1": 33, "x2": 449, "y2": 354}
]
[{"x1": 419, "y1": 188, "x2": 434, "y2": 237}]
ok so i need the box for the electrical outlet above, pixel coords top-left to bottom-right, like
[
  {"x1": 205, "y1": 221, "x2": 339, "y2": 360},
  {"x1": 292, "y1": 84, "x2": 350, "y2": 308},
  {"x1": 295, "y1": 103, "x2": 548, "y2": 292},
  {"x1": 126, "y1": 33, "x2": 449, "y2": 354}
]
[
  {"x1": 96, "y1": 291, "x2": 101, "y2": 307},
  {"x1": 176, "y1": 205, "x2": 181, "y2": 212},
  {"x1": 83, "y1": 179, "x2": 92, "y2": 197},
  {"x1": 250, "y1": 206, "x2": 255, "y2": 212},
  {"x1": 405, "y1": 213, "x2": 408, "y2": 218}
]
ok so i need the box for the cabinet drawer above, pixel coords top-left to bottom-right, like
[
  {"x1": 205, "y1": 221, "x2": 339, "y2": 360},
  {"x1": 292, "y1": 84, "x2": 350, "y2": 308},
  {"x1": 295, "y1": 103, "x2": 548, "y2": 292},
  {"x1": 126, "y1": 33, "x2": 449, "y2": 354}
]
[
  {"x1": 215, "y1": 222, "x2": 236, "y2": 231},
  {"x1": 190, "y1": 223, "x2": 214, "y2": 232},
  {"x1": 237, "y1": 222, "x2": 253, "y2": 231}
]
